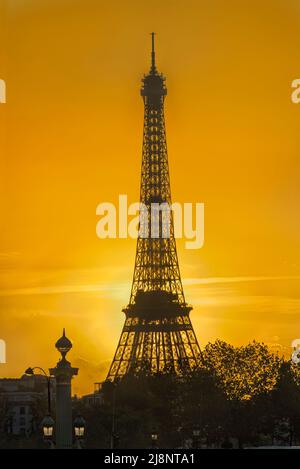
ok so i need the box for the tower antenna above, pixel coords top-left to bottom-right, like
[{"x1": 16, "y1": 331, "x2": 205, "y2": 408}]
[{"x1": 151, "y1": 32, "x2": 156, "y2": 73}]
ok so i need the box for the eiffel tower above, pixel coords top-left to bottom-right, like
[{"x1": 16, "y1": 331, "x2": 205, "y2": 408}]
[{"x1": 107, "y1": 34, "x2": 202, "y2": 380}]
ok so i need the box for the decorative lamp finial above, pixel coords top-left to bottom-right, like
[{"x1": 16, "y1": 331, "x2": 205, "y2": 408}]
[{"x1": 55, "y1": 328, "x2": 72, "y2": 359}]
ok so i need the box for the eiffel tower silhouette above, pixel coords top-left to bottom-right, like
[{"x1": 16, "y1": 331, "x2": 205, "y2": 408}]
[{"x1": 107, "y1": 34, "x2": 202, "y2": 380}]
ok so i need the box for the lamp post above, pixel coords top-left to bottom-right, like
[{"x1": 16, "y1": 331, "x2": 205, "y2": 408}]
[
  {"x1": 26, "y1": 329, "x2": 81, "y2": 449},
  {"x1": 110, "y1": 382, "x2": 118, "y2": 449},
  {"x1": 25, "y1": 367, "x2": 52, "y2": 414},
  {"x1": 151, "y1": 431, "x2": 159, "y2": 449},
  {"x1": 192, "y1": 428, "x2": 201, "y2": 449},
  {"x1": 49, "y1": 329, "x2": 78, "y2": 449},
  {"x1": 25, "y1": 366, "x2": 53, "y2": 446}
]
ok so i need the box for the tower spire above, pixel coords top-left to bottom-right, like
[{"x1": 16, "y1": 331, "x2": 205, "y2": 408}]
[{"x1": 150, "y1": 32, "x2": 156, "y2": 74}]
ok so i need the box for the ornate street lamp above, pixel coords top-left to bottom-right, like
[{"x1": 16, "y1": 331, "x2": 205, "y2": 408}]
[
  {"x1": 74, "y1": 415, "x2": 86, "y2": 449},
  {"x1": 25, "y1": 366, "x2": 51, "y2": 414},
  {"x1": 151, "y1": 431, "x2": 159, "y2": 449},
  {"x1": 41, "y1": 415, "x2": 55, "y2": 439},
  {"x1": 25, "y1": 367, "x2": 54, "y2": 446},
  {"x1": 74, "y1": 415, "x2": 86, "y2": 439}
]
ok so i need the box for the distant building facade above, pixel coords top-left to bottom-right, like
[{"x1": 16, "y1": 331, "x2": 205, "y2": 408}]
[
  {"x1": 81, "y1": 382, "x2": 105, "y2": 406},
  {"x1": 0, "y1": 374, "x2": 55, "y2": 437}
]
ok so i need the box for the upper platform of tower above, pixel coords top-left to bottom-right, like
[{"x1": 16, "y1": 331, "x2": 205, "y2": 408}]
[{"x1": 140, "y1": 33, "x2": 167, "y2": 103}]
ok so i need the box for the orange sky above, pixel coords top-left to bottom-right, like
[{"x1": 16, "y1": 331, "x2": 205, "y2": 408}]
[{"x1": 0, "y1": 0, "x2": 300, "y2": 395}]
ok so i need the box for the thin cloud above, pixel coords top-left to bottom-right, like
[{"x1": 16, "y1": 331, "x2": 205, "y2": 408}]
[
  {"x1": 183, "y1": 276, "x2": 300, "y2": 286},
  {"x1": 0, "y1": 282, "x2": 130, "y2": 298},
  {"x1": 1, "y1": 276, "x2": 300, "y2": 298}
]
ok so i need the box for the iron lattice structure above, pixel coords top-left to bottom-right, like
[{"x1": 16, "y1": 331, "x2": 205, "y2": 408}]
[{"x1": 107, "y1": 34, "x2": 202, "y2": 380}]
